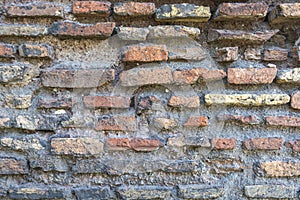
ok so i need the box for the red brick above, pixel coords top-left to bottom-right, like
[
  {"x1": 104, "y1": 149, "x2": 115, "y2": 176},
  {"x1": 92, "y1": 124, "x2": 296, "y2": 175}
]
[
  {"x1": 183, "y1": 116, "x2": 208, "y2": 127},
  {"x1": 286, "y1": 140, "x2": 300, "y2": 152},
  {"x1": 121, "y1": 45, "x2": 168, "y2": 62},
  {"x1": 37, "y1": 97, "x2": 72, "y2": 109},
  {"x1": 41, "y1": 68, "x2": 114, "y2": 88},
  {"x1": 73, "y1": 1, "x2": 111, "y2": 16},
  {"x1": 217, "y1": 114, "x2": 259, "y2": 125},
  {"x1": 269, "y1": 3, "x2": 300, "y2": 24},
  {"x1": 173, "y1": 68, "x2": 226, "y2": 85},
  {"x1": 51, "y1": 138, "x2": 104, "y2": 155},
  {"x1": 4, "y1": 4, "x2": 64, "y2": 18},
  {"x1": 106, "y1": 138, "x2": 163, "y2": 151},
  {"x1": 0, "y1": 157, "x2": 28, "y2": 174},
  {"x1": 208, "y1": 29, "x2": 279, "y2": 44},
  {"x1": 243, "y1": 137, "x2": 283, "y2": 150},
  {"x1": 50, "y1": 21, "x2": 115, "y2": 38},
  {"x1": 84, "y1": 96, "x2": 130, "y2": 109},
  {"x1": 266, "y1": 116, "x2": 300, "y2": 127},
  {"x1": 119, "y1": 67, "x2": 173, "y2": 87},
  {"x1": 96, "y1": 115, "x2": 136, "y2": 131},
  {"x1": 244, "y1": 48, "x2": 261, "y2": 60},
  {"x1": 263, "y1": 48, "x2": 288, "y2": 61},
  {"x1": 0, "y1": 43, "x2": 15, "y2": 58},
  {"x1": 168, "y1": 96, "x2": 200, "y2": 108},
  {"x1": 215, "y1": 47, "x2": 238, "y2": 62},
  {"x1": 114, "y1": 2, "x2": 155, "y2": 16},
  {"x1": 211, "y1": 138, "x2": 236, "y2": 150},
  {"x1": 291, "y1": 92, "x2": 300, "y2": 110},
  {"x1": 214, "y1": 3, "x2": 268, "y2": 21},
  {"x1": 19, "y1": 44, "x2": 54, "y2": 59},
  {"x1": 227, "y1": 68, "x2": 277, "y2": 84}
]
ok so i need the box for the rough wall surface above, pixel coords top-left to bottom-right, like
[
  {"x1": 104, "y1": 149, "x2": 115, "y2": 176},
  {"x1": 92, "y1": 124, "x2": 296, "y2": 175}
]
[{"x1": 0, "y1": 0, "x2": 299, "y2": 199}]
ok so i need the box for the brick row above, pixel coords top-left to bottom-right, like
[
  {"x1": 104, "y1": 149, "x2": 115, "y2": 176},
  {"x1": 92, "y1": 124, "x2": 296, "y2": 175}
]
[{"x1": 0, "y1": 2, "x2": 298, "y2": 25}]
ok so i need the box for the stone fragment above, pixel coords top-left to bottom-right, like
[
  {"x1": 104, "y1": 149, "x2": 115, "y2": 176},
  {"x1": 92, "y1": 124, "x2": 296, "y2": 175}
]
[
  {"x1": 0, "y1": 157, "x2": 28, "y2": 174},
  {"x1": 0, "y1": 24, "x2": 48, "y2": 37},
  {"x1": 73, "y1": 186, "x2": 113, "y2": 200},
  {"x1": 269, "y1": 3, "x2": 300, "y2": 24},
  {"x1": 244, "y1": 48, "x2": 261, "y2": 60},
  {"x1": 153, "y1": 118, "x2": 177, "y2": 130},
  {"x1": 5, "y1": 94, "x2": 32, "y2": 109},
  {"x1": 116, "y1": 27, "x2": 149, "y2": 41},
  {"x1": 227, "y1": 67, "x2": 277, "y2": 84},
  {"x1": 9, "y1": 186, "x2": 65, "y2": 199},
  {"x1": 73, "y1": 1, "x2": 111, "y2": 17},
  {"x1": 121, "y1": 45, "x2": 168, "y2": 62},
  {"x1": 205, "y1": 94, "x2": 290, "y2": 106},
  {"x1": 156, "y1": 4, "x2": 211, "y2": 22},
  {"x1": 116, "y1": 186, "x2": 172, "y2": 199},
  {"x1": 258, "y1": 161, "x2": 300, "y2": 177},
  {"x1": 245, "y1": 185, "x2": 295, "y2": 199},
  {"x1": 178, "y1": 185, "x2": 223, "y2": 199},
  {"x1": 119, "y1": 67, "x2": 173, "y2": 87},
  {"x1": 148, "y1": 25, "x2": 200, "y2": 39},
  {"x1": 114, "y1": 2, "x2": 155, "y2": 16},
  {"x1": 0, "y1": 137, "x2": 44, "y2": 151},
  {"x1": 277, "y1": 68, "x2": 300, "y2": 83},
  {"x1": 214, "y1": 3, "x2": 268, "y2": 21},
  {"x1": 51, "y1": 138, "x2": 104, "y2": 155},
  {"x1": 215, "y1": 47, "x2": 238, "y2": 62},
  {"x1": 30, "y1": 156, "x2": 68, "y2": 172},
  {"x1": 167, "y1": 136, "x2": 211, "y2": 147},
  {"x1": 208, "y1": 29, "x2": 279, "y2": 44}
]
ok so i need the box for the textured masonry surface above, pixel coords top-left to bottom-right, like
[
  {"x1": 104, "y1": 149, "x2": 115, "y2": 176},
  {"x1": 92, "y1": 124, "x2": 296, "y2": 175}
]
[{"x1": 0, "y1": 0, "x2": 299, "y2": 199}]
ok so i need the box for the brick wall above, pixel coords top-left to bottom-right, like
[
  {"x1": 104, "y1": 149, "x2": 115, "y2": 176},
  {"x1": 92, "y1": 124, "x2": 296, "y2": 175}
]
[{"x1": 0, "y1": 0, "x2": 299, "y2": 199}]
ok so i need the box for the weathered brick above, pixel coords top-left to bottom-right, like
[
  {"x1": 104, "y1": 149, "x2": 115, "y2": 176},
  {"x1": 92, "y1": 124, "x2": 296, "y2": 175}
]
[
  {"x1": 6, "y1": 94, "x2": 32, "y2": 109},
  {"x1": 9, "y1": 186, "x2": 65, "y2": 199},
  {"x1": 73, "y1": 159, "x2": 115, "y2": 175},
  {"x1": 50, "y1": 21, "x2": 115, "y2": 38},
  {"x1": 266, "y1": 116, "x2": 300, "y2": 127},
  {"x1": 84, "y1": 96, "x2": 130, "y2": 109},
  {"x1": 183, "y1": 116, "x2": 208, "y2": 127},
  {"x1": 73, "y1": 1, "x2": 111, "y2": 17},
  {"x1": 211, "y1": 138, "x2": 236, "y2": 150},
  {"x1": 0, "y1": 137, "x2": 44, "y2": 151},
  {"x1": 0, "y1": 43, "x2": 16, "y2": 58},
  {"x1": 0, "y1": 117, "x2": 12, "y2": 128},
  {"x1": 167, "y1": 136, "x2": 211, "y2": 147},
  {"x1": 178, "y1": 185, "x2": 223, "y2": 199},
  {"x1": 168, "y1": 46, "x2": 207, "y2": 61},
  {"x1": 19, "y1": 44, "x2": 54, "y2": 59},
  {"x1": 51, "y1": 137, "x2": 104, "y2": 155},
  {"x1": 116, "y1": 186, "x2": 172, "y2": 199},
  {"x1": 156, "y1": 4, "x2": 211, "y2": 22},
  {"x1": 0, "y1": 187, "x2": 7, "y2": 197},
  {"x1": 41, "y1": 68, "x2": 114, "y2": 88},
  {"x1": 217, "y1": 114, "x2": 259, "y2": 124},
  {"x1": 243, "y1": 137, "x2": 283, "y2": 150},
  {"x1": 152, "y1": 118, "x2": 177, "y2": 130},
  {"x1": 73, "y1": 186, "x2": 113, "y2": 200},
  {"x1": 163, "y1": 160, "x2": 203, "y2": 173},
  {"x1": 263, "y1": 48, "x2": 288, "y2": 61},
  {"x1": 30, "y1": 156, "x2": 68, "y2": 172},
  {"x1": 215, "y1": 47, "x2": 238, "y2": 62},
  {"x1": 0, "y1": 64, "x2": 28, "y2": 84},
  {"x1": 258, "y1": 161, "x2": 300, "y2": 177},
  {"x1": 245, "y1": 185, "x2": 295, "y2": 199},
  {"x1": 214, "y1": 3, "x2": 268, "y2": 21},
  {"x1": 244, "y1": 48, "x2": 261, "y2": 60},
  {"x1": 15, "y1": 114, "x2": 67, "y2": 131},
  {"x1": 227, "y1": 67, "x2": 277, "y2": 84},
  {"x1": 4, "y1": 4, "x2": 64, "y2": 18},
  {"x1": 135, "y1": 95, "x2": 160, "y2": 114},
  {"x1": 173, "y1": 68, "x2": 226, "y2": 85},
  {"x1": 119, "y1": 66, "x2": 173, "y2": 87},
  {"x1": 121, "y1": 45, "x2": 168, "y2": 62},
  {"x1": 0, "y1": 157, "x2": 28, "y2": 174},
  {"x1": 269, "y1": 3, "x2": 300, "y2": 24},
  {"x1": 114, "y1": 2, "x2": 155, "y2": 16},
  {"x1": 206, "y1": 158, "x2": 244, "y2": 174},
  {"x1": 291, "y1": 46, "x2": 300, "y2": 61},
  {"x1": 37, "y1": 97, "x2": 72, "y2": 109},
  {"x1": 116, "y1": 27, "x2": 149, "y2": 41},
  {"x1": 96, "y1": 115, "x2": 136, "y2": 131},
  {"x1": 277, "y1": 68, "x2": 300, "y2": 84},
  {"x1": 168, "y1": 95, "x2": 200, "y2": 108},
  {"x1": 0, "y1": 24, "x2": 48, "y2": 37},
  {"x1": 208, "y1": 29, "x2": 279, "y2": 44},
  {"x1": 205, "y1": 94, "x2": 290, "y2": 106},
  {"x1": 148, "y1": 25, "x2": 200, "y2": 39},
  {"x1": 286, "y1": 140, "x2": 300, "y2": 152},
  {"x1": 106, "y1": 138, "x2": 163, "y2": 151}
]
